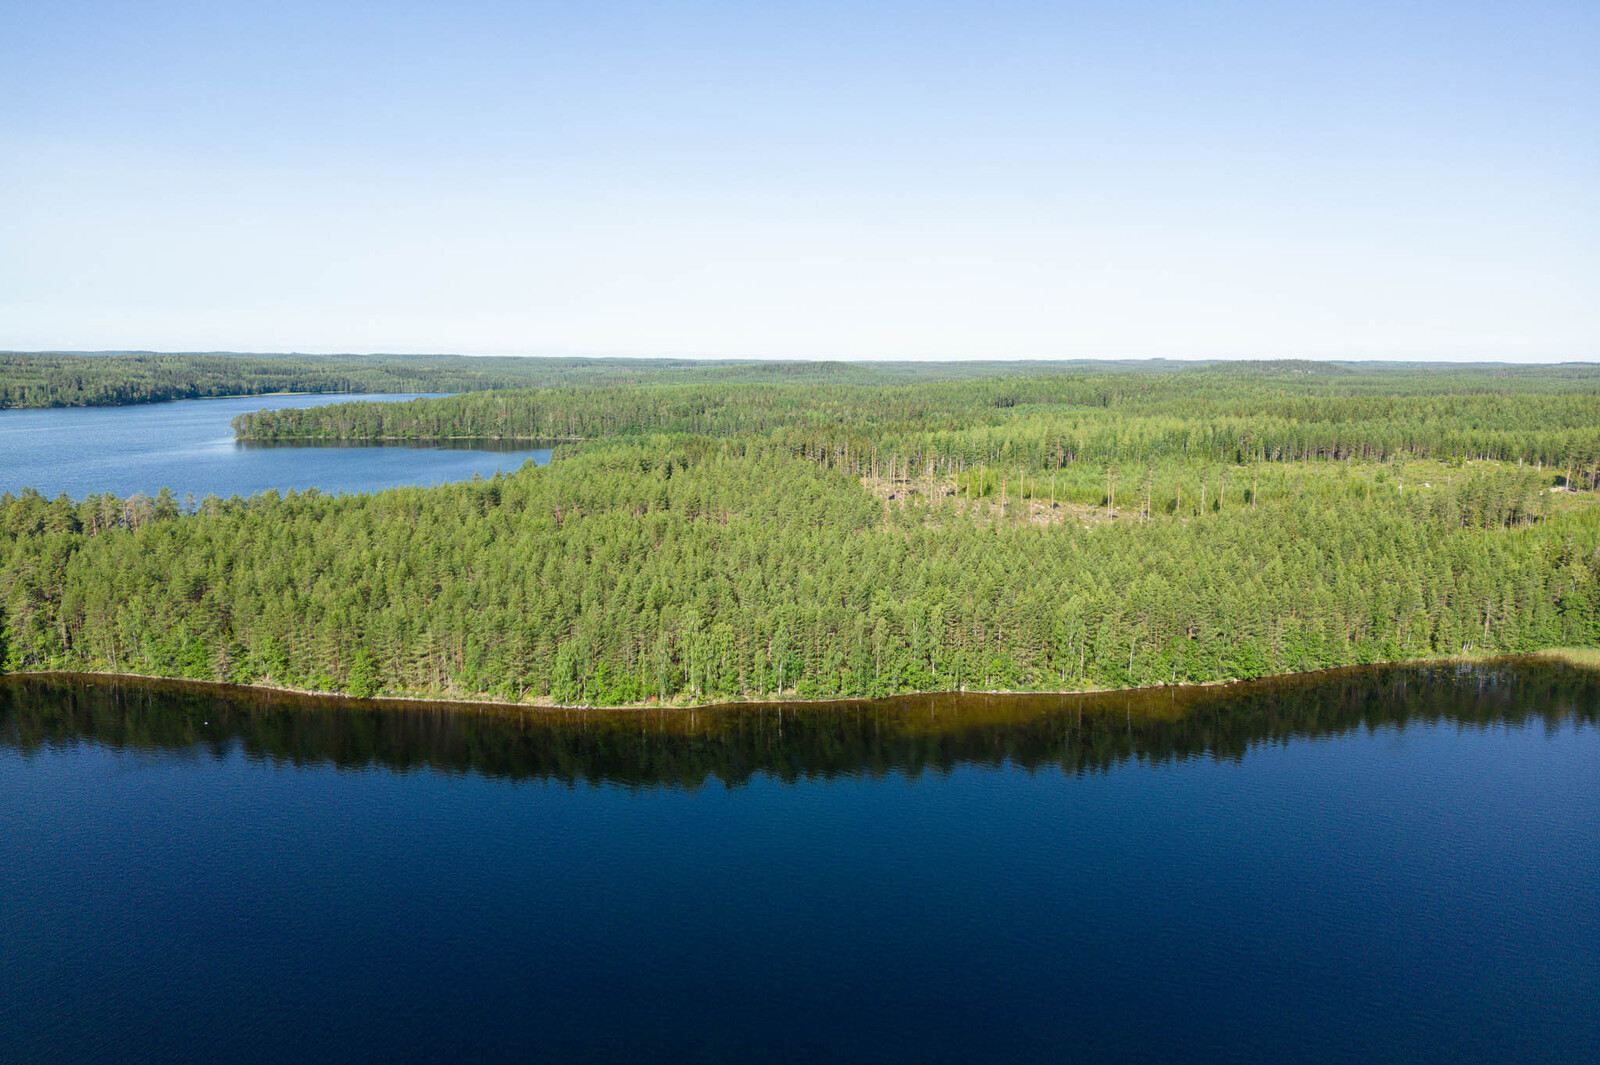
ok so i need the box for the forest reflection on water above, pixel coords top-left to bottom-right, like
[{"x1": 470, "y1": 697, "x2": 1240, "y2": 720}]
[
  {"x1": 4, "y1": 657, "x2": 1598, "y2": 1065},
  {"x1": 4, "y1": 658, "x2": 1594, "y2": 789}
]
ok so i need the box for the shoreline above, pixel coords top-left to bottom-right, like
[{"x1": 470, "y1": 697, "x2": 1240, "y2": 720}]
[
  {"x1": 7, "y1": 648, "x2": 1596, "y2": 716},
  {"x1": 234, "y1": 434, "x2": 579, "y2": 444},
  {"x1": 0, "y1": 389, "x2": 455, "y2": 413}
]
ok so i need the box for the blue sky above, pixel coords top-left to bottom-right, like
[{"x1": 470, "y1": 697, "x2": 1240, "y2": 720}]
[{"x1": 2, "y1": 0, "x2": 1595, "y2": 360}]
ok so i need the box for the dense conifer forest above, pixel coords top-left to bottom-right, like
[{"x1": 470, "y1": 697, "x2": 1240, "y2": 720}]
[
  {"x1": 234, "y1": 364, "x2": 1600, "y2": 475},
  {"x1": 2, "y1": 359, "x2": 1598, "y2": 705},
  {"x1": 0, "y1": 351, "x2": 1149, "y2": 408}
]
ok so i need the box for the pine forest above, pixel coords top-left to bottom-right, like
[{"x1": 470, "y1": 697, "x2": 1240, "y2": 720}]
[{"x1": 3, "y1": 359, "x2": 1598, "y2": 706}]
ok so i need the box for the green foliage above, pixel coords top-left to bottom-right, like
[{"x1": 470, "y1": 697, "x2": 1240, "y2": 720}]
[
  {"x1": 2, "y1": 434, "x2": 1596, "y2": 703},
  {"x1": 6, "y1": 360, "x2": 1600, "y2": 701},
  {"x1": 1, "y1": 351, "x2": 1168, "y2": 409},
  {"x1": 232, "y1": 365, "x2": 1600, "y2": 476},
  {"x1": 345, "y1": 648, "x2": 380, "y2": 699}
]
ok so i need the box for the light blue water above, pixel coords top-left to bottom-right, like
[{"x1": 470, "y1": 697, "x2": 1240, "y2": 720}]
[{"x1": 0, "y1": 394, "x2": 551, "y2": 500}]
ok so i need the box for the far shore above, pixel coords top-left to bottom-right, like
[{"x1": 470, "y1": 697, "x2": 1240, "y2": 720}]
[
  {"x1": 201, "y1": 389, "x2": 452, "y2": 404},
  {"x1": 233, "y1": 432, "x2": 579, "y2": 443},
  {"x1": 7, "y1": 648, "x2": 1597, "y2": 718}
]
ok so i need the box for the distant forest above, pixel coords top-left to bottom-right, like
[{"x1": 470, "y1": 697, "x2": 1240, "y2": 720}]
[
  {"x1": 2, "y1": 356, "x2": 1598, "y2": 705},
  {"x1": 0, "y1": 350, "x2": 1182, "y2": 408},
  {"x1": 234, "y1": 365, "x2": 1600, "y2": 475}
]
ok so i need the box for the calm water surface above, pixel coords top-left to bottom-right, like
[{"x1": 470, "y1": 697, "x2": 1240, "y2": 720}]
[
  {"x1": 0, "y1": 394, "x2": 551, "y2": 499},
  {"x1": 1, "y1": 662, "x2": 1596, "y2": 1063}
]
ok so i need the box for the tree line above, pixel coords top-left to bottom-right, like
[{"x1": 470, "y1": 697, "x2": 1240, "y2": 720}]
[
  {"x1": 2, "y1": 351, "x2": 1152, "y2": 408},
  {"x1": 232, "y1": 369, "x2": 1600, "y2": 479},
  {"x1": 3, "y1": 437, "x2": 1596, "y2": 705}
]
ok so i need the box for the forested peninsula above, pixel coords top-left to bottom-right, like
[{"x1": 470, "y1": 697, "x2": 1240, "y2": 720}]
[{"x1": 2, "y1": 359, "x2": 1599, "y2": 706}]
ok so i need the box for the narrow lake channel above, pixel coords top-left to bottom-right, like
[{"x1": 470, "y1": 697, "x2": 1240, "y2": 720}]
[{"x1": 0, "y1": 393, "x2": 551, "y2": 500}]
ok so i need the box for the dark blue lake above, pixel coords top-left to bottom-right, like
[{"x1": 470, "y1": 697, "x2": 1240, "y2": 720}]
[
  {"x1": 1, "y1": 661, "x2": 1596, "y2": 1063},
  {"x1": 0, "y1": 394, "x2": 551, "y2": 500}
]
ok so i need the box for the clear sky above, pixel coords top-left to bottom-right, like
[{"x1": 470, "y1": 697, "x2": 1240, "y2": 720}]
[{"x1": 2, "y1": 0, "x2": 1595, "y2": 361}]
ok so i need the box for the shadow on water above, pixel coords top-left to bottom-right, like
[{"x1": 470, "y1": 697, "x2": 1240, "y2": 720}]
[{"x1": 1, "y1": 659, "x2": 1595, "y2": 790}]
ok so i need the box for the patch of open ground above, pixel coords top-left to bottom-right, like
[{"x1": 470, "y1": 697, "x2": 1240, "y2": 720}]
[{"x1": 860, "y1": 474, "x2": 1119, "y2": 527}]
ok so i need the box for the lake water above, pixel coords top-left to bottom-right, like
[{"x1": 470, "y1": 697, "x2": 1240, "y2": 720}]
[
  {"x1": 1, "y1": 661, "x2": 1595, "y2": 1063},
  {"x1": 0, "y1": 394, "x2": 551, "y2": 500}
]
